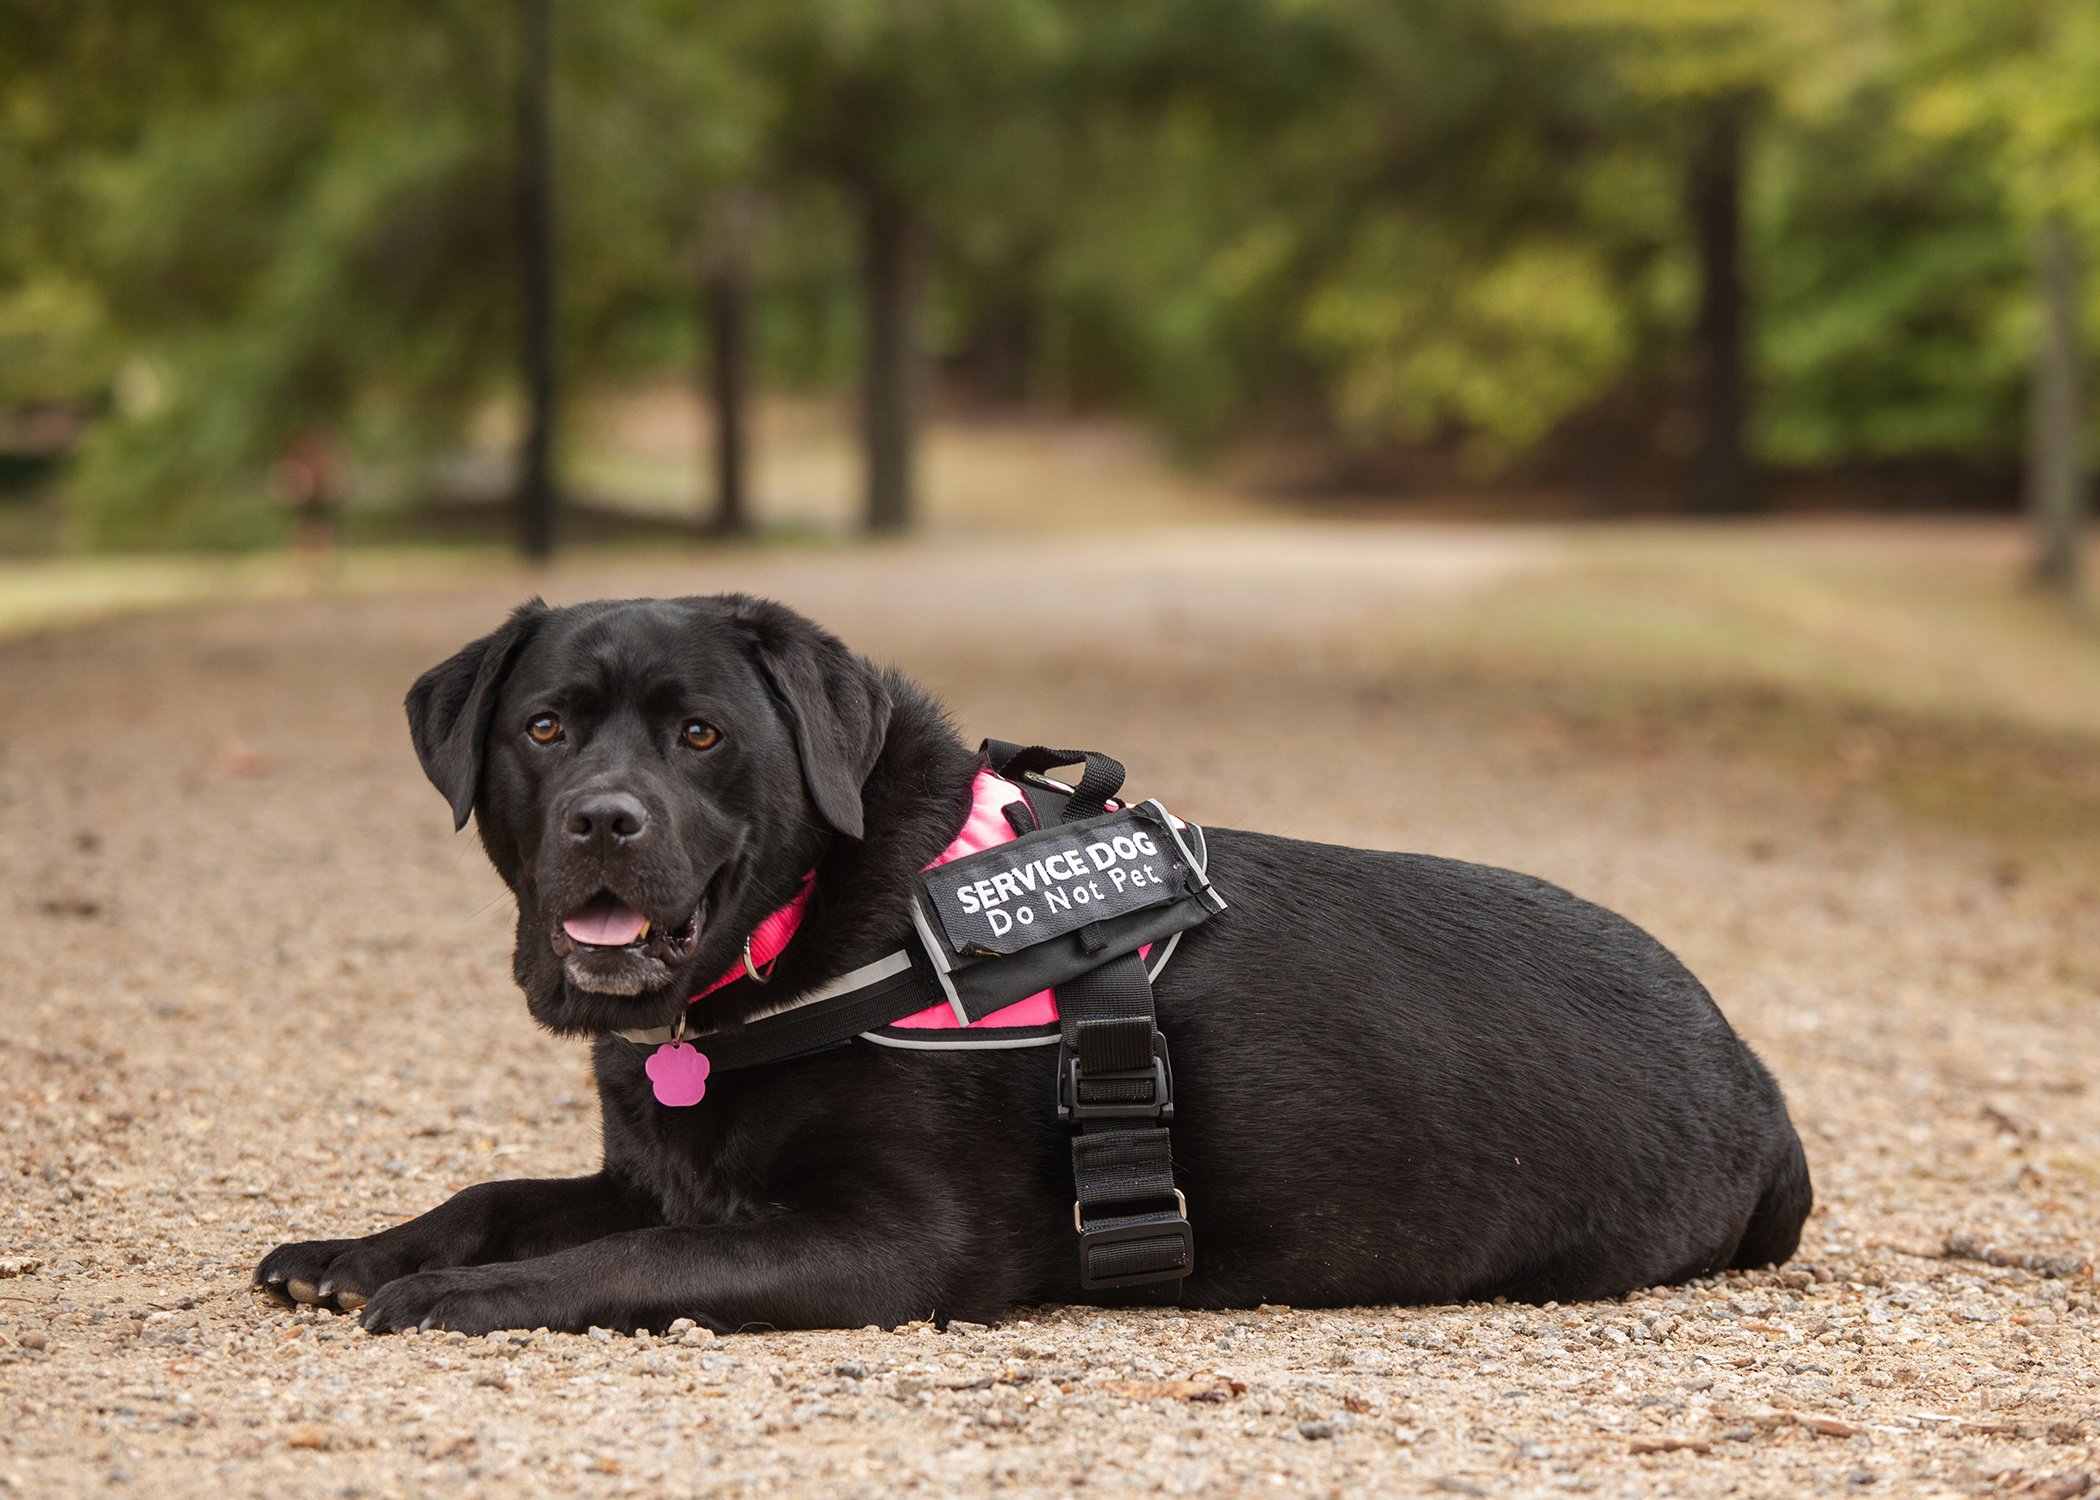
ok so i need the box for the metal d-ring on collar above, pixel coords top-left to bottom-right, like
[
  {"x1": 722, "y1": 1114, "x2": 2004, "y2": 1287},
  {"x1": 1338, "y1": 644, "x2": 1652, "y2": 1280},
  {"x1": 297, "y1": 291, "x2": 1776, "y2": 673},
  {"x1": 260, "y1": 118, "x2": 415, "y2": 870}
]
[
  {"x1": 741, "y1": 934, "x2": 775, "y2": 985},
  {"x1": 618, "y1": 931, "x2": 779, "y2": 1051}
]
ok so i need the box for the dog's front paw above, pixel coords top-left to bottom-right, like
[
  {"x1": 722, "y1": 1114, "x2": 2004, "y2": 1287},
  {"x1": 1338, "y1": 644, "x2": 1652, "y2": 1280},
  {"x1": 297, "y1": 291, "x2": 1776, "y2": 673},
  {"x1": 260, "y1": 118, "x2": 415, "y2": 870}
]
[
  {"x1": 358, "y1": 1265, "x2": 557, "y2": 1336},
  {"x1": 255, "y1": 1234, "x2": 437, "y2": 1313}
]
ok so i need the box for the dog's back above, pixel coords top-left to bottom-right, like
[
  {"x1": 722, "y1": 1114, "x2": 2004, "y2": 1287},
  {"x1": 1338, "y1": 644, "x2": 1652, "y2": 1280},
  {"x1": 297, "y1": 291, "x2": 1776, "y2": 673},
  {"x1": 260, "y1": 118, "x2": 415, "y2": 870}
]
[{"x1": 1151, "y1": 830, "x2": 1810, "y2": 1307}]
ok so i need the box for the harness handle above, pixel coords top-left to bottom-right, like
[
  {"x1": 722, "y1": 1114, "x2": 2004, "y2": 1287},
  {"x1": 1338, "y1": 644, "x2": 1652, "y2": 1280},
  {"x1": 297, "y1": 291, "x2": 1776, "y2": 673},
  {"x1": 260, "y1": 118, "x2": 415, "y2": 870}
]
[{"x1": 980, "y1": 740, "x2": 1126, "y2": 821}]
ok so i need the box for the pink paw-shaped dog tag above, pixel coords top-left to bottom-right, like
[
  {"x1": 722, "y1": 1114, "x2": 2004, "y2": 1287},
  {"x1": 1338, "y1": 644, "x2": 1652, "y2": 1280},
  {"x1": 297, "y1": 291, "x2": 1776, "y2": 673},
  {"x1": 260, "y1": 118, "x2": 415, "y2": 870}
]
[{"x1": 646, "y1": 1041, "x2": 711, "y2": 1107}]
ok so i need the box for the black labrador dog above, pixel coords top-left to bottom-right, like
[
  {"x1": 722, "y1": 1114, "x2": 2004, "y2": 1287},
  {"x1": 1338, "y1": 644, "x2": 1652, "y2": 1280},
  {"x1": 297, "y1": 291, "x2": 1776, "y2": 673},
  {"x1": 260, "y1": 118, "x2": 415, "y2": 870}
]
[{"x1": 256, "y1": 595, "x2": 1810, "y2": 1334}]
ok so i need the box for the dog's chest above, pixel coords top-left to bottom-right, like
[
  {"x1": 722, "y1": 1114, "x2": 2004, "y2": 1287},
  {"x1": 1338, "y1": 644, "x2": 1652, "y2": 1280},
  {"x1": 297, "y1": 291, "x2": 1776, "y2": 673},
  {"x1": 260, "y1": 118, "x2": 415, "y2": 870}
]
[{"x1": 605, "y1": 1053, "x2": 894, "y2": 1227}]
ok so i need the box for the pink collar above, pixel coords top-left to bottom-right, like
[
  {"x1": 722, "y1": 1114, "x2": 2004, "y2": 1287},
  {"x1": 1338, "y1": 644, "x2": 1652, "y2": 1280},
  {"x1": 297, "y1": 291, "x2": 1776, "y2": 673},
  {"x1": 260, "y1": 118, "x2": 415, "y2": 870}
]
[
  {"x1": 642, "y1": 768, "x2": 1056, "y2": 1106},
  {"x1": 684, "y1": 767, "x2": 1031, "y2": 1007},
  {"x1": 688, "y1": 872, "x2": 815, "y2": 1003}
]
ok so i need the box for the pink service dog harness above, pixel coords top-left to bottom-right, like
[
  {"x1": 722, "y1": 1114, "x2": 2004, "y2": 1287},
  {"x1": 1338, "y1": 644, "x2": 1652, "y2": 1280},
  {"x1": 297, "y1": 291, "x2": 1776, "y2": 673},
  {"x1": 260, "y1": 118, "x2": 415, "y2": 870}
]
[{"x1": 620, "y1": 767, "x2": 1209, "y2": 1105}]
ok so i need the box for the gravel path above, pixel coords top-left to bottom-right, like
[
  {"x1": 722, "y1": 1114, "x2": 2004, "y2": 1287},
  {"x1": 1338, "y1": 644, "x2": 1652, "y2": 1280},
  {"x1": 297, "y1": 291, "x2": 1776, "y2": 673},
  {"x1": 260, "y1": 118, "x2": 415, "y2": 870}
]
[{"x1": 3, "y1": 527, "x2": 2096, "y2": 1499}]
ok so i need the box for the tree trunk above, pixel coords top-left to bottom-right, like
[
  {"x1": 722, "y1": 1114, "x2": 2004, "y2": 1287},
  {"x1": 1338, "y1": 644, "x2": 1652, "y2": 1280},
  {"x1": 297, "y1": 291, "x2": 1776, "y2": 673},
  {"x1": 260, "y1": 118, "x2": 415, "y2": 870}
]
[
  {"x1": 704, "y1": 242, "x2": 753, "y2": 537},
  {"x1": 1687, "y1": 96, "x2": 1755, "y2": 514},
  {"x1": 859, "y1": 185, "x2": 923, "y2": 534},
  {"x1": 2029, "y1": 212, "x2": 2088, "y2": 595},
  {"x1": 515, "y1": 0, "x2": 558, "y2": 559}
]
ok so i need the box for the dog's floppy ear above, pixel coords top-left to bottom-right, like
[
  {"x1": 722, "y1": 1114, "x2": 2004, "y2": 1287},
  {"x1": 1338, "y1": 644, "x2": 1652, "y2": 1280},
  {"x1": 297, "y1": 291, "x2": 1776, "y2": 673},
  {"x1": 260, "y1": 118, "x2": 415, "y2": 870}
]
[
  {"x1": 404, "y1": 600, "x2": 551, "y2": 831},
  {"x1": 729, "y1": 597, "x2": 892, "y2": 840}
]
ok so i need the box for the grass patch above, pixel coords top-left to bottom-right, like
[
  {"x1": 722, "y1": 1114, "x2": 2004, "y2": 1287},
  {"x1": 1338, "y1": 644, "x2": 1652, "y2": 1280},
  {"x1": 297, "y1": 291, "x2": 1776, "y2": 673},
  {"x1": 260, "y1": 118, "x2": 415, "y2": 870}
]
[
  {"x1": 1411, "y1": 525, "x2": 2100, "y2": 739},
  {"x1": 1389, "y1": 523, "x2": 2100, "y2": 869}
]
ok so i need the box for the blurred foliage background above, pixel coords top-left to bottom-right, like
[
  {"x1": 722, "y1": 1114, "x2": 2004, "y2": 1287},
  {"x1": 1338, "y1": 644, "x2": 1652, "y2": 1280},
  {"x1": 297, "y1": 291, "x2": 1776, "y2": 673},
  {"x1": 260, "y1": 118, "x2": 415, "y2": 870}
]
[{"x1": 0, "y1": 0, "x2": 2094, "y2": 573}]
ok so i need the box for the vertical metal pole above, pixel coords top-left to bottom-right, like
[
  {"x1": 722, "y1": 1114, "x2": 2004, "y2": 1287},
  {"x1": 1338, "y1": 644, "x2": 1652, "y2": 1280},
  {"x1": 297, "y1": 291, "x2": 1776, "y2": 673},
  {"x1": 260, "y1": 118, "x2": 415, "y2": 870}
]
[
  {"x1": 1687, "y1": 95, "x2": 1755, "y2": 514},
  {"x1": 704, "y1": 191, "x2": 757, "y2": 537},
  {"x1": 516, "y1": 0, "x2": 558, "y2": 559},
  {"x1": 861, "y1": 184, "x2": 920, "y2": 534},
  {"x1": 2030, "y1": 213, "x2": 2087, "y2": 596},
  {"x1": 707, "y1": 263, "x2": 751, "y2": 536}
]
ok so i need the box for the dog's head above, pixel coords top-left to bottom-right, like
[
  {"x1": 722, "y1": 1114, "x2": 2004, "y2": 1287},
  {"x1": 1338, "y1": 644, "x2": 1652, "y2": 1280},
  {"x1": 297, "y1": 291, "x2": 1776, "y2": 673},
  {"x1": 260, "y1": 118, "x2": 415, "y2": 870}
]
[{"x1": 404, "y1": 595, "x2": 890, "y2": 1036}]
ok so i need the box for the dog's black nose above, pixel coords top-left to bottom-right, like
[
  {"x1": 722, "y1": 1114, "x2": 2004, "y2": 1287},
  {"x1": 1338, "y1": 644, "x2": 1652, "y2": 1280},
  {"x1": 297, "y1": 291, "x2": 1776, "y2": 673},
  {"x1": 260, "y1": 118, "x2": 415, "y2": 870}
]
[{"x1": 565, "y1": 792, "x2": 650, "y2": 848}]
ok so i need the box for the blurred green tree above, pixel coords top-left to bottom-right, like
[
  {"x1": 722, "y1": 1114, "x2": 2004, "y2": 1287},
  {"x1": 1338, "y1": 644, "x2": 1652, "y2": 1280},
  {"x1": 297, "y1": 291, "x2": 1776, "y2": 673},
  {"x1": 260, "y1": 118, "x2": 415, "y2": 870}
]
[
  {"x1": 559, "y1": 0, "x2": 769, "y2": 533},
  {"x1": 4, "y1": 0, "x2": 2095, "y2": 549},
  {"x1": 11, "y1": 0, "x2": 769, "y2": 547},
  {"x1": 745, "y1": 0, "x2": 1073, "y2": 531},
  {"x1": 21, "y1": 3, "x2": 530, "y2": 544},
  {"x1": 1893, "y1": 0, "x2": 2100, "y2": 592},
  {"x1": 1508, "y1": 0, "x2": 1885, "y2": 510}
]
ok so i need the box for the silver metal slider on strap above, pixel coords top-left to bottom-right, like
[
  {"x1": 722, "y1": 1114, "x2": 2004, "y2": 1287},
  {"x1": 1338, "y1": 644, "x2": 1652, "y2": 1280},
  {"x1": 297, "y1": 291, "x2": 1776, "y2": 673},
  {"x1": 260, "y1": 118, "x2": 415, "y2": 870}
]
[{"x1": 1075, "y1": 1188, "x2": 1185, "y2": 1233}]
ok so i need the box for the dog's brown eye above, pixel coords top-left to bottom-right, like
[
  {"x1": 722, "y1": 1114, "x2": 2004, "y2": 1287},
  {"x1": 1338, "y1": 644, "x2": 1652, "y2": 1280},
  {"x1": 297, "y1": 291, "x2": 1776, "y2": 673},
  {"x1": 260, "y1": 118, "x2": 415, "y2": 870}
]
[
  {"x1": 527, "y1": 713, "x2": 563, "y2": 745},
  {"x1": 682, "y1": 720, "x2": 720, "y2": 751}
]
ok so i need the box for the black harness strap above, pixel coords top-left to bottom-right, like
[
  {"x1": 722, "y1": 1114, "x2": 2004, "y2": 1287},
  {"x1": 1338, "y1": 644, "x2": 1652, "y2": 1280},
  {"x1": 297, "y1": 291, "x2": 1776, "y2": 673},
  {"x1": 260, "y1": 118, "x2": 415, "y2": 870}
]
[
  {"x1": 683, "y1": 965, "x2": 934, "y2": 1070},
  {"x1": 985, "y1": 740, "x2": 1193, "y2": 1293}
]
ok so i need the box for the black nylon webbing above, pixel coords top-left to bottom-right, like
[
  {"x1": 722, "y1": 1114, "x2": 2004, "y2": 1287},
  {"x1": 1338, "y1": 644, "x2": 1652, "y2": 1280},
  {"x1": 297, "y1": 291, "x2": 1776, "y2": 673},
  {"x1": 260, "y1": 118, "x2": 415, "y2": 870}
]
[
  {"x1": 1084, "y1": 1217, "x2": 1191, "y2": 1283},
  {"x1": 681, "y1": 967, "x2": 935, "y2": 1070},
  {"x1": 982, "y1": 742, "x2": 1126, "y2": 822},
  {"x1": 996, "y1": 737, "x2": 1191, "y2": 1295},
  {"x1": 1072, "y1": 1128, "x2": 1178, "y2": 1210},
  {"x1": 1061, "y1": 951, "x2": 1189, "y2": 1293},
  {"x1": 974, "y1": 735, "x2": 1192, "y2": 1285},
  {"x1": 1077, "y1": 1015, "x2": 1153, "y2": 1072}
]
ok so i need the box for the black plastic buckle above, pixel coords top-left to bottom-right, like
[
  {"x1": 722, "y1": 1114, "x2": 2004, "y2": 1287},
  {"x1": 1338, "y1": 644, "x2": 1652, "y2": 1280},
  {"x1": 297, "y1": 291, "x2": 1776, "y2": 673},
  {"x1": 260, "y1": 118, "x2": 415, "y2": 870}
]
[
  {"x1": 1056, "y1": 1032, "x2": 1174, "y2": 1123},
  {"x1": 1076, "y1": 1194, "x2": 1193, "y2": 1291}
]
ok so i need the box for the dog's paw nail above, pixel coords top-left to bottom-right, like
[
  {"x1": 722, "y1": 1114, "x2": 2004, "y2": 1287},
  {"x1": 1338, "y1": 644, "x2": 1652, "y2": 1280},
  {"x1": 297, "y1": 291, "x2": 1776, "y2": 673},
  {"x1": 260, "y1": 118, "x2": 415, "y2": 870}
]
[
  {"x1": 336, "y1": 1289, "x2": 368, "y2": 1311},
  {"x1": 285, "y1": 1278, "x2": 320, "y2": 1304}
]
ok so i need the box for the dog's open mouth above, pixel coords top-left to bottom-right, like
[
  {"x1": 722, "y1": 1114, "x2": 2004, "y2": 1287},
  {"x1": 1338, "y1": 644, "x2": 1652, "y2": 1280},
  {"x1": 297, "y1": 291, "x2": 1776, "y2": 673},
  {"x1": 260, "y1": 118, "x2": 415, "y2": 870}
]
[{"x1": 550, "y1": 893, "x2": 703, "y2": 992}]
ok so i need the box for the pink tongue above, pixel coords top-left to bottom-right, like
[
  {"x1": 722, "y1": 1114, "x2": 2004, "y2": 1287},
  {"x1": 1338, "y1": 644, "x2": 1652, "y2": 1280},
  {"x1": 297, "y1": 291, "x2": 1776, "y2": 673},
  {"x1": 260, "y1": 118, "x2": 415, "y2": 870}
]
[{"x1": 563, "y1": 899, "x2": 648, "y2": 948}]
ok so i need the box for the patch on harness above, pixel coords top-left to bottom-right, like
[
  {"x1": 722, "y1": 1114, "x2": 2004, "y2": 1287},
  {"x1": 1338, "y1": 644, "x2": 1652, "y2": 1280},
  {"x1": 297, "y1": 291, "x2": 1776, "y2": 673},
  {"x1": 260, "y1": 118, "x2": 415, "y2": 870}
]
[{"x1": 922, "y1": 804, "x2": 1198, "y2": 958}]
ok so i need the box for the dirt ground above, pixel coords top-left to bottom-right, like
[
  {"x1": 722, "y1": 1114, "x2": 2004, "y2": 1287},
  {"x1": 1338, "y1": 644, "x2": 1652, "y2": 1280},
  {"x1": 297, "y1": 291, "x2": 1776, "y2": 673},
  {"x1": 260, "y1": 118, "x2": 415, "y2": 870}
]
[{"x1": 2, "y1": 522, "x2": 2097, "y2": 1499}]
